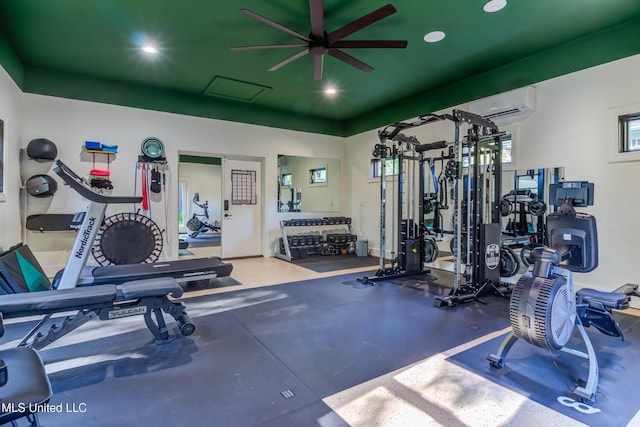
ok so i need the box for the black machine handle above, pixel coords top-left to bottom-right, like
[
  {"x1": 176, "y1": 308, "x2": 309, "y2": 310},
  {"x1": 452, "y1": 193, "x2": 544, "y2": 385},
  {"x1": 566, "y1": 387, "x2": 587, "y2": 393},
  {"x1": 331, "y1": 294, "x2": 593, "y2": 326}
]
[{"x1": 53, "y1": 160, "x2": 142, "y2": 204}]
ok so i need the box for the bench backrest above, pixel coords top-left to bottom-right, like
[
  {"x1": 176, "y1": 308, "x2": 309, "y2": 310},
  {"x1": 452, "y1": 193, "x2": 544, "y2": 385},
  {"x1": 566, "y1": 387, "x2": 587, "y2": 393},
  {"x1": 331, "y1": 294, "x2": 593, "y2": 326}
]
[{"x1": 0, "y1": 244, "x2": 52, "y2": 294}]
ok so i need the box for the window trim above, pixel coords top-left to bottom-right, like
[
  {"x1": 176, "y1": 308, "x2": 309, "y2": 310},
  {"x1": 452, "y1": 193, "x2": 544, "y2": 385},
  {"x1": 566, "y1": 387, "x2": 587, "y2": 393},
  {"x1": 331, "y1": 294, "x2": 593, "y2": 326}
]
[
  {"x1": 608, "y1": 103, "x2": 640, "y2": 163},
  {"x1": 281, "y1": 172, "x2": 292, "y2": 187},
  {"x1": 370, "y1": 157, "x2": 400, "y2": 179},
  {"x1": 309, "y1": 166, "x2": 327, "y2": 185},
  {"x1": 618, "y1": 112, "x2": 640, "y2": 153}
]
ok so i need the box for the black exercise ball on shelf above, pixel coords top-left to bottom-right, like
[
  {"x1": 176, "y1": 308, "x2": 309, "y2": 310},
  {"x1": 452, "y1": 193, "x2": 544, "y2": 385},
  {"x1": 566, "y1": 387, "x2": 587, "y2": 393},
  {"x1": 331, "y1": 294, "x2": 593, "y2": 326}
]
[
  {"x1": 25, "y1": 174, "x2": 58, "y2": 197},
  {"x1": 26, "y1": 138, "x2": 58, "y2": 162}
]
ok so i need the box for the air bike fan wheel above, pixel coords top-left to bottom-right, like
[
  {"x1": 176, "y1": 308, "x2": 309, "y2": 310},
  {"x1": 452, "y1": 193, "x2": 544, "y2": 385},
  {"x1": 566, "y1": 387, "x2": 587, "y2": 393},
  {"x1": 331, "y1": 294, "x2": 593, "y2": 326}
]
[
  {"x1": 92, "y1": 212, "x2": 164, "y2": 266},
  {"x1": 510, "y1": 274, "x2": 576, "y2": 350}
]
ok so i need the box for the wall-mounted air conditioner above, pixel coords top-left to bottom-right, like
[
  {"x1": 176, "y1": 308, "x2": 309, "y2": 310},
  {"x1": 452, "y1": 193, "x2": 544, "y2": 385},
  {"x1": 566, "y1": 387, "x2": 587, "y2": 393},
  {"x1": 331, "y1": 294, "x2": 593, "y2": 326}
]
[{"x1": 469, "y1": 86, "x2": 536, "y2": 121}]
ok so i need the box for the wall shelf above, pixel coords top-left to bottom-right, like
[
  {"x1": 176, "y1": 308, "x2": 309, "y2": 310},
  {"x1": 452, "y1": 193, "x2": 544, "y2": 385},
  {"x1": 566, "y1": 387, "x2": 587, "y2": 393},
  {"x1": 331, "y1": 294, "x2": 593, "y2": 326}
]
[{"x1": 85, "y1": 149, "x2": 115, "y2": 155}]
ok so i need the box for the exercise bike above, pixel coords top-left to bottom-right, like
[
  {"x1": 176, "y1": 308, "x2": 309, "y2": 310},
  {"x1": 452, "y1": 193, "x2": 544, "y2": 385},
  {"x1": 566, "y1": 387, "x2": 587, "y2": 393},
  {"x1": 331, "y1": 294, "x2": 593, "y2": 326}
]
[{"x1": 186, "y1": 193, "x2": 221, "y2": 238}]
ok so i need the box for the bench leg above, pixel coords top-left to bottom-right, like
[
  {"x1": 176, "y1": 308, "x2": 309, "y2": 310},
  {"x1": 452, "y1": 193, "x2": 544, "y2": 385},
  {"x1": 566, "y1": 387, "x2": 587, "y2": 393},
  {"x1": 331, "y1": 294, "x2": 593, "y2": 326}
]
[
  {"x1": 144, "y1": 308, "x2": 170, "y2": 342},
  {"x1": 140, "y1": 297, "x2": 196, "y2": 342}
]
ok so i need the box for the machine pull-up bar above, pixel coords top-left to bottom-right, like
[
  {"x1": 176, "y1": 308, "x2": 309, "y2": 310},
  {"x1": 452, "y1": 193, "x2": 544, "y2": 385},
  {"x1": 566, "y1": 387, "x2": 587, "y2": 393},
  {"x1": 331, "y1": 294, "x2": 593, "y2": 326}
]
[
  {"x1": 415, "y1": 140, "x2": 448, "y2": 153},
  {"x1": 379, "y1": 113, "x2": 453, "y2": 141}
]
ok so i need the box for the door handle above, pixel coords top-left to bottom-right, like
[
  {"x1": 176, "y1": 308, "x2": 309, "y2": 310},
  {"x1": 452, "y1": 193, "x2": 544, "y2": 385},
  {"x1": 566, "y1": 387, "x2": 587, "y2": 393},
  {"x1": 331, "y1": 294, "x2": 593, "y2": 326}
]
[{"x1": 224, "y1": 213, "x2": 232, "y2": 218}]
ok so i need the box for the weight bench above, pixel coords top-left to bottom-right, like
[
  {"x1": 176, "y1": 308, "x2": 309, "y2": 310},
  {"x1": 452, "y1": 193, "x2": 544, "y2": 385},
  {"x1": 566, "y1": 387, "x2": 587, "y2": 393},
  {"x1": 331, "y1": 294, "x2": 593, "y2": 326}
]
[{"x1": 0, "y1": 277, "x2": 195, "y2": 350}]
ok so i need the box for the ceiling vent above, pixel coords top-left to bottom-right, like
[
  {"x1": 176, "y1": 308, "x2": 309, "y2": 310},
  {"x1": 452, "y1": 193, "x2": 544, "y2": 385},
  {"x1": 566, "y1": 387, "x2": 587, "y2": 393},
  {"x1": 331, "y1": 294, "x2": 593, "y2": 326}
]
[
  {"x1": 203, "y1": 76, "x2": 271, "y2": 103},
  {"x1": 469, "y1": 86, "x2": 536, "y2": 121}
]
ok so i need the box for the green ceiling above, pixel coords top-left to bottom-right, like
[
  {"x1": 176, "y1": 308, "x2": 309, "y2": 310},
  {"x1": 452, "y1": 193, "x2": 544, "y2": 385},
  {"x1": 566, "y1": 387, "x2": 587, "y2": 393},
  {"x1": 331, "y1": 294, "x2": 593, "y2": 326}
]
[{"x1": 1, "y1": 0, "x2": 640, "y2": 137}]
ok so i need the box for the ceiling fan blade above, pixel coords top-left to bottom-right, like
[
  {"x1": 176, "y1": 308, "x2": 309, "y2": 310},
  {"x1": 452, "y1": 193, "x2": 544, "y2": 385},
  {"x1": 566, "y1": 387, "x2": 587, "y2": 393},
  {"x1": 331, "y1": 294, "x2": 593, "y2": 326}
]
[
  {"x1": 327, "y1": 4, "x2": 397, "y2": 44},
  {"x1": 231, "y1": 44, "x2": 308, "y2": 51},
  {"x1": 327, "y1": 49, "x2": 373, "y2": 73},
  {"x1": 241, "y1": 8, "x2": 311, "y2": 43},
  {"x1": 313, "y1": 54, "x2": 324, "y2": 80},
  {"x1": 309, "y1": 0, "x2": 325, "y2": 39},
  {"x1": 268, "y1": 49, "x2": 309, "y2": 72},
  {"x1": 330, "y1": 40, "x2": 407, "y2": 49}
]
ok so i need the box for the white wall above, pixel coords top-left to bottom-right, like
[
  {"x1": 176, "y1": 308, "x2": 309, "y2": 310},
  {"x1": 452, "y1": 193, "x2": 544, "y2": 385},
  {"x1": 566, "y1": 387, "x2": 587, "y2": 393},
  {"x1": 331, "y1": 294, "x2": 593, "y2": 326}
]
[
  {"x1": 0, "y1": 82, "x2": 347, "y2": 271},
  {"x1": 0, "y1": 66, "x2": 23, "y2": 251},
  {"x1": 346, "y1": 53, "x2": 640, "y2": 291},
  {"x1": 4, "y1": 53, "x2": 640, "y2": 290}
]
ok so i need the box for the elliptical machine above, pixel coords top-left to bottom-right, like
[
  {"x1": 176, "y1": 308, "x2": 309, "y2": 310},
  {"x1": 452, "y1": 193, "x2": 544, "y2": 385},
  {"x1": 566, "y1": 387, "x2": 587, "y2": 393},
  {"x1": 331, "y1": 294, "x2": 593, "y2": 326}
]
[{"x1": 186, "y1": 193, "x2": 221, "y2": 238}]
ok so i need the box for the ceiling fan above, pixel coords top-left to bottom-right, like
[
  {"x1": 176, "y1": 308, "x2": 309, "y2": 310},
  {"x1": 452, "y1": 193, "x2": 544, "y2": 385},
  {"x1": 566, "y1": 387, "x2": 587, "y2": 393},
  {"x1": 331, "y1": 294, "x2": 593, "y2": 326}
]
[{"x1": 231, "y1": 1, "x2": 407, "y2": 80}]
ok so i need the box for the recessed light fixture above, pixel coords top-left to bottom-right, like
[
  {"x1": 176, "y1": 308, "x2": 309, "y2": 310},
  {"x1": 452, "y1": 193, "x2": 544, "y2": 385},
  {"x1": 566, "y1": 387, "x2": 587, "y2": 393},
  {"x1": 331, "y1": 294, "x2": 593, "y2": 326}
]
[
  {"x1": 141, "y1": 45, "x2": 158, "y2": 54},
  {"x1": 483, "y1": 0, "x2": 507, "y2": 13},
  {"x1": 324, "y1": 86, "x2": 337, "y2": 96},
  {"x1": 423, "y1": 31, "x2": 445, "y2": 43}
]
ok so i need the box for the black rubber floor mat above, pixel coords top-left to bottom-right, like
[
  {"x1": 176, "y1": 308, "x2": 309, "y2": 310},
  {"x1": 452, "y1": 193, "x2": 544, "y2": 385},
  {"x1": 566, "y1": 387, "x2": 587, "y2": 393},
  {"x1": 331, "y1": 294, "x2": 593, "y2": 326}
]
[
  {"x1": 2, "y1": 271, "x2": 510, "y2": 426},
  {"x1": 448, "y1": 311, "x2": 640, "y2": 426},
  {"x1": 181, "y1": 275, "x2": 242, "y2": 292},
  {"x1": 229, "y1": 273, "x2": 510, "y2": 397}
]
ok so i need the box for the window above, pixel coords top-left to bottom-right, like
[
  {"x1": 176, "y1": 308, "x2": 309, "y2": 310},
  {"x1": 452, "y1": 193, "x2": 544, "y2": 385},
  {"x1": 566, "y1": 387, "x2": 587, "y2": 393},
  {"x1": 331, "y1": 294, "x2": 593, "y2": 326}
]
[
  {"x1": 461, "y1": 135, "x2": 512, "y2": 167},
  {"x1": 501, "y1": 136, "x2": 513, "y2": 165},
  {"x1": 370, "y1": 157, "x2": 400, "y2": 178},
  {"x1": 619, "y1": 113, "x2": 640, "y2": 152},
  {"x1": 309, "y1": 167, "x2": 326, "y2": 184},
  {"x1": 178, "y1": 180, "x2": 187, "y2": 228},
  {"x1": 231, "y1": 169, "x2": 257, "y2": 205},
  {"x1": 281, "y1": 173, "x2": 292, "y2": 187}
]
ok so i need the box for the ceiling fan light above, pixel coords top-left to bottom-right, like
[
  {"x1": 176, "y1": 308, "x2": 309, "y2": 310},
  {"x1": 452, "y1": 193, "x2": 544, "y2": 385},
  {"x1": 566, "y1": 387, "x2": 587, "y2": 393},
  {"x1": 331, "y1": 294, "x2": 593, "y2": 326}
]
[
  {"x1": 423, "y1": 31, "x2": 445, "y2": 43},
  {"x1": 483, "y1": 0, "x2": 507, "y2": 13}
]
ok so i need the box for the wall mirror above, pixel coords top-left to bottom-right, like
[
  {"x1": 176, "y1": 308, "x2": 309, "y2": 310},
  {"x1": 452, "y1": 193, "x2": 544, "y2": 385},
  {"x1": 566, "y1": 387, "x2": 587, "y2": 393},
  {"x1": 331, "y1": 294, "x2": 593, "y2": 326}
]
[
  {"x1": 500, "y1": 166, "x2": 564, "y2": 244},
  {"x1": 277, "y1": 155, "x2": 340, "y2": 212}
]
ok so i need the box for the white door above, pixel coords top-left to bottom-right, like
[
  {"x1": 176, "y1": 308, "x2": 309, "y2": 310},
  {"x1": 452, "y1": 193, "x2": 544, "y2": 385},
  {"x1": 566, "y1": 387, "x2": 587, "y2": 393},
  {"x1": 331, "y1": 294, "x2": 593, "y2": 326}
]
[{"x1": 221, "y1": 158, "x2": 262, "y2": 258}]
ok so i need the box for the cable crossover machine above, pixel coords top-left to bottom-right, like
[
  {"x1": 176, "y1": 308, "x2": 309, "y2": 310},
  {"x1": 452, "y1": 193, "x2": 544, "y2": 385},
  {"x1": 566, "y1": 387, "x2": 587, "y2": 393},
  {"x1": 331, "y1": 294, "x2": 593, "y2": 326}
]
[{"x1": 360, "y1": 109, "x2": 511, "y2": 306}]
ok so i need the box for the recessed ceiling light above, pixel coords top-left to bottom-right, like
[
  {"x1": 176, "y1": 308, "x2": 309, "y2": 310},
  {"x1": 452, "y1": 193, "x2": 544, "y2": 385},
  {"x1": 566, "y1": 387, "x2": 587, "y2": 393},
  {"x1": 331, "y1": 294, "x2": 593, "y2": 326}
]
[
  {"x1": 423, "y1": 31, "x2": 445, "y2": 43},
  {"x1": 141, "y1": 45, "x2": 158, "y2": 54},
  {"x1": 324, "y1": 86, "x2": 337, "y2": 96},
  {"x1": 483, "y1": 0, "x2": 507, "y2": 13}
]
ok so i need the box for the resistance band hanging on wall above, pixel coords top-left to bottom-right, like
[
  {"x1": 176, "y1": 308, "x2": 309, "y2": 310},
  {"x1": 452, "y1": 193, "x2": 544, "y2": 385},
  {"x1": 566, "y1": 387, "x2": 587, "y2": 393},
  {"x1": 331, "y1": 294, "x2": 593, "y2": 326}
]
[
  {"x1": 134, "y1": 137, "x2": 171, "y2": 246},
  {"x1": 141, "y1": 162, "x2": 149, "y2": 211},
  {"x1": 134, "y1": 137, "x2": 167, "y2": 214}
]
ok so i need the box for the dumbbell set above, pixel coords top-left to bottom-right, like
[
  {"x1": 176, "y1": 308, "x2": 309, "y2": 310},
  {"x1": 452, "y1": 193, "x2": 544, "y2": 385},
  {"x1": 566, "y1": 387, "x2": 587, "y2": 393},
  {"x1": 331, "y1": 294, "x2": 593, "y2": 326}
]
[
  {"x1": 279, "y1": 233, "x2": 358, "y2": 258},
  {"x1": 500, "y1": 197, "x2": 547, "y2": 217},
  {"x1": 282, "y1": 217, "x2": 352, "y2": 226}
]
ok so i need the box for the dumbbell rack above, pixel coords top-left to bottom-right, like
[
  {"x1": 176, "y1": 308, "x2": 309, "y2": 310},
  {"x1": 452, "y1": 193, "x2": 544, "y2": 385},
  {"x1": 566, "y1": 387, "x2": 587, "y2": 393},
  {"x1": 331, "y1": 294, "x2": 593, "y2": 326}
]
[{"x1": 276, "y1": 217, "x2": 354, "y2": 262}]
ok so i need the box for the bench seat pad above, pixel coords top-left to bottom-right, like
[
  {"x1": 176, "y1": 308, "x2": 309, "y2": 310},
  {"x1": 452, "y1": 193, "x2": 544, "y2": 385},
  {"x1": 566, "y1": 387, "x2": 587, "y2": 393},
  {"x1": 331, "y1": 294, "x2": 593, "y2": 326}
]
[
  {"x1": 119, "y1": 277, "x2": 183, "y2": 299},
  {"x1": 0, "y1": 285, "x2": 117, "y2": 313},
  {"x1": 577, "y1": 288, "x2": 629, "y2": 310},
  {"x1": 0, "y1": 347, "x2": 52, "y2": 421}
]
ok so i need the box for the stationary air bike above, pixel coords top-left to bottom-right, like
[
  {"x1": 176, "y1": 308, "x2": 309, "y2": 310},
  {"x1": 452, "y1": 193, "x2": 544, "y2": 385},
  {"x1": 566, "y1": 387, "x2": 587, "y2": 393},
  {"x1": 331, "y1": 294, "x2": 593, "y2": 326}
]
[{"x1": 186, "y1": 193, "x2": 221, "y2": 238}]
